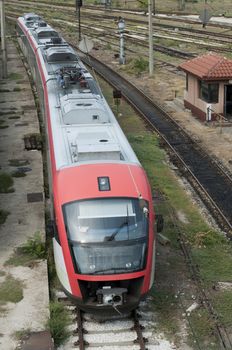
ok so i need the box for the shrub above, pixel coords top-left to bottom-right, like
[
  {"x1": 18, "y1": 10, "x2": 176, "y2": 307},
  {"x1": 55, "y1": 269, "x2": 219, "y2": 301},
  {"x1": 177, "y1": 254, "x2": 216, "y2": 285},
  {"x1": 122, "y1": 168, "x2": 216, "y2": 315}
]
[
  {"x1": 21, "y1": 232, "x2": 46, "y2": 259},
  {"x1": 47, "y1": 302, "x2": 71, "y2": 346},
  {"x1": 0, "y1": 173, "x2": 14, "y2": 193}
]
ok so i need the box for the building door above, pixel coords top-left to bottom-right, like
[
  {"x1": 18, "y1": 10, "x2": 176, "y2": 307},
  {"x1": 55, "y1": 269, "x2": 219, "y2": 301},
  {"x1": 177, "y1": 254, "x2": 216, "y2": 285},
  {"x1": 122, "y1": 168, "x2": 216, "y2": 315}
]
[{"x1": 225, "y1": 85, "x2": 232, "y2": 118}]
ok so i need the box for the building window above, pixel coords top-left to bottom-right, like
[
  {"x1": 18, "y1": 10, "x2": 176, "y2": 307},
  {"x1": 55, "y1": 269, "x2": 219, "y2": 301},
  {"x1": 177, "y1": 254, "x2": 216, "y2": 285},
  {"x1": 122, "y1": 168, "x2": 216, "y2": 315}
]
[
  {"x1": 186, "y1": 74, "x2": 188, "y2": 91},
  {"x1": 199, "y1": 81, "x2": 219, "y2": 103}
]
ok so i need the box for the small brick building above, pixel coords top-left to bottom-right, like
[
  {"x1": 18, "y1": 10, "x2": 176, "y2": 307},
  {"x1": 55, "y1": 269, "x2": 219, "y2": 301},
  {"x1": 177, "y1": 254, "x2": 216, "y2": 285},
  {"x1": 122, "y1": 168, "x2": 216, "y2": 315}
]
[{"x1": 179, "y1": 53, "x2": 232, "y2": 121}]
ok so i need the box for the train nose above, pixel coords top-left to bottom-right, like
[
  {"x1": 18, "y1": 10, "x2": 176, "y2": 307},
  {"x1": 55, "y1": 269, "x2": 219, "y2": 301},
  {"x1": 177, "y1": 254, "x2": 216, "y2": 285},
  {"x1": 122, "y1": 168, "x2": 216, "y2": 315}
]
[{"x1": 97, "y1": 287, "x2": 127, "y2": 306}]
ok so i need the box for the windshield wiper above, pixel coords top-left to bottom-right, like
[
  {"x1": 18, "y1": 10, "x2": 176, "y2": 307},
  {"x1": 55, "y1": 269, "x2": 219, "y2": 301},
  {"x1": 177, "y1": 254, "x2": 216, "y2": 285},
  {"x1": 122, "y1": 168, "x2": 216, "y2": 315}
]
[
  {"x1": 104, "y1": 221, "x2": 128, "y2": 242},
  {"x1": 104, "y1": 205, "x2": 130, "y2": 242}
]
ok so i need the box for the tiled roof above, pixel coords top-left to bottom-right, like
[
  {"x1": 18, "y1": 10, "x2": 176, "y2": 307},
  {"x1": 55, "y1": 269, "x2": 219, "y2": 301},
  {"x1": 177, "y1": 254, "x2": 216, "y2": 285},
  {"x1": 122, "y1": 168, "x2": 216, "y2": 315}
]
[{"x1": 179, "y1": 54, "x2": 232, "y2": 80}]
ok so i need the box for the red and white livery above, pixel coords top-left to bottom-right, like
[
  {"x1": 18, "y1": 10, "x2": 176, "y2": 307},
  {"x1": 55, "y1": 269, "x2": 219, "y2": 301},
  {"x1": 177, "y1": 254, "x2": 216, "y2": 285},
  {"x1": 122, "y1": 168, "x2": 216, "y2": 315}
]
[{"x1": 16, "y1": 13, "x2": 159, "y2": 315}]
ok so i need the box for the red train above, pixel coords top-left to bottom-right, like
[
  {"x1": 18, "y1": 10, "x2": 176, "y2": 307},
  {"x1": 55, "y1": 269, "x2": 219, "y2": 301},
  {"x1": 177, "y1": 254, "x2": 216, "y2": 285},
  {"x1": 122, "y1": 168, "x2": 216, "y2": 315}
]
[{"x1": 16, "y1": 13, "x2": 163, "y2": 315}]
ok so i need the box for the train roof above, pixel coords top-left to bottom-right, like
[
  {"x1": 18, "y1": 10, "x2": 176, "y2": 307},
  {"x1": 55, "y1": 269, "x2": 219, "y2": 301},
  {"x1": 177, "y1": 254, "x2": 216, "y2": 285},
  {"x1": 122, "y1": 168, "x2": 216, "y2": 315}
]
[{"x1": 17, "y1": 14, "x2": 140, "y2": 172}]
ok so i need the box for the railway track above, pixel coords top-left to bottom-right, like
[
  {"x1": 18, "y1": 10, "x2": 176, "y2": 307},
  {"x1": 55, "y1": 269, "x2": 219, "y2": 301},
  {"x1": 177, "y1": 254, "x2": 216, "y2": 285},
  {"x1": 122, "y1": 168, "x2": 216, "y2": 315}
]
[
  {"x1": 6, "y1": 0, "x2": 232, "y2": 58},
  {"x1": 57, "y1": 293, "x2": 159, "y2": 350},
  {"x1": 75, "y1": 52, "x2": 232, "y2": 236}
]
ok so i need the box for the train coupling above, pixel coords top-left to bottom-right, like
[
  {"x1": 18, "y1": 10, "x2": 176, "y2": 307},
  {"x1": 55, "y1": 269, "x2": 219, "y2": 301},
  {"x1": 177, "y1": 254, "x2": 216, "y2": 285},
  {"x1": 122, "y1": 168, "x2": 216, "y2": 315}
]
[{"x1": 96, "y1": 287, "x2": 127, "y2": 306}]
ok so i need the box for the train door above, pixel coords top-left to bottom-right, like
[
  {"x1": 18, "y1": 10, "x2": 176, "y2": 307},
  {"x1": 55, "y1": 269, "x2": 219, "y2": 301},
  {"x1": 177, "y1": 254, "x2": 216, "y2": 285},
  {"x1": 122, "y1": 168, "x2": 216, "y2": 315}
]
[{"x1": 224, "y1": 84, "x2": 232, "y2": 118}]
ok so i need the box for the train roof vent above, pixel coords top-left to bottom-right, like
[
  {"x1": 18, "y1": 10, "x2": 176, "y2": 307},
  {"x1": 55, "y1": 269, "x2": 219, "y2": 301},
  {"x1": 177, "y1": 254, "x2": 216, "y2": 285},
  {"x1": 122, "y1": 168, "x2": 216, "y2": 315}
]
[
  {"x1": 38, "y1": 21, "x2": 47, "y2": 27},
  {"x1": 24, "y1": 13, "x2": 41, "y2": 21},
  {"x1": 74, "y1": 130, "x2": 121, "y2": 161},
  {"x1": 50, "y1": 37, "x2": 62, "y2": 45},
  {"x1": 46, "y1": 47, "x2": 78, "y2": 62},
  {"x1": 62, "y1": 98, "x2": 109, "y2": 124},
  {"x1": 35, "y1": 27, "x2": 59, "y2": 39}
]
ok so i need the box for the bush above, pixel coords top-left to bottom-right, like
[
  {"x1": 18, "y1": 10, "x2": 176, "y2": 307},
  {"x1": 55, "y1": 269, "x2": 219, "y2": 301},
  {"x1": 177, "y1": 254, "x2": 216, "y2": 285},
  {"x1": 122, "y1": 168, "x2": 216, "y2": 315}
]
[
  {"x1": 133, "y1": 57, "x2": 148, "y2": 74},
  {"x1": 0, "y1": 209, "x2": 10, "y2": 224},
  {"x1": 47, "y1": 302, "x2": 71, "y2": 346},
  {"x1": 0, "y1": 172, "x2": 14, "y2": 193},
  {"x1": 21, "y1": 232, "x2": 46, "y2": 259}
]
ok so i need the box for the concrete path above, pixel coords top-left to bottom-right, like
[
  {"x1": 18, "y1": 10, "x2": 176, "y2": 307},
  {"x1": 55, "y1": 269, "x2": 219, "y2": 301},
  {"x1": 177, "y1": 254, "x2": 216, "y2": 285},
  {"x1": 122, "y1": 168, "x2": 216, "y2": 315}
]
[{"x1": 0, "y1": 41, "x2": 52, "y2": 349}]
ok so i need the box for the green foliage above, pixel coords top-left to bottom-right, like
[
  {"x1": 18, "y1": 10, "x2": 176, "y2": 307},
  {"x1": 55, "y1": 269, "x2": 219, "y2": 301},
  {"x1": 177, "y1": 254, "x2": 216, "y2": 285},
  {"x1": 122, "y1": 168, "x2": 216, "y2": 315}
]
[
  {"x1": 8, "y1": 72, "x2": 23, "y2": 80},
  {"x1": 47, "y1": 302, "x2": 71, "y2": 346},
  {"x1": 0, "y1": 275, "x2": 24, "y2": 304},
  {"x1": 132, "y1": 56, "x2": 148, "y2": 74},
  {"x1": 0, "y1": 172, "x2": 14, "y2": 193},
  {"x1": 0, "y1": 209, "x2": 10, "y2": 224},
  {"x1": 11, "y1": 170, "x2": 27, "y2": 178},
  {"x1": 13, "y1": 87, "x2": 22, "y2": 92},
  {"x1": 6, "y1": 232, "x2": 46, "y2": 266},
  {"x1": 136, "y1": 0, "x2": 148, "y2": 9},
  {"x1": 188, "y1": 309, "x2": 218, "y2": 349},
  {"x1": 9, "y1": 159, "x2": 29, "y2": 167},
  {"x1": 0, "y1": 119, "x2": 9, "y2": 129},
  {"x1": 192, "y1": 244, "x2": 232, "y2": 285},
  {"x1": 105, "y1": 43, "x2": 112, "y2": 50},
  {"x1": 213, "y1": 291, "x2": 232, "y2": 327},
  {"x1": 13, "y1": 328, "x2": 31, "y2": 340},
  {"x1": 191, "y1": 230, "x2": 226, "y2": 248},
  {"x1": 151, "y1": 290, "x2": 180, "y2": 335},
  {"x1": 20, "y1": 232, "x2": 46, "y2": 259}
]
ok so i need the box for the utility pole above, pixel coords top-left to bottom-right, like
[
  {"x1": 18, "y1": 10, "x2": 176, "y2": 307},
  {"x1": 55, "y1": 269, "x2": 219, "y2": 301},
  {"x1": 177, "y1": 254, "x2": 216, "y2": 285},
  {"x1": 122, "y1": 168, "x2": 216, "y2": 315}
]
[
  {"x1": 148, "y1": 0, "x2": 153, "y2": 76},
  {"x1": 76, "y1": 0, "x2": 82, "y2": 42},
  {"x1": 118, "y1": 17, "x2": 125, "y2": 65},
  {"x1": 0, "y1": 0, "x2": 7, "y2": 78},
  {"x1": 179, "y1": 0, "x2": 185, "y2": 11}
]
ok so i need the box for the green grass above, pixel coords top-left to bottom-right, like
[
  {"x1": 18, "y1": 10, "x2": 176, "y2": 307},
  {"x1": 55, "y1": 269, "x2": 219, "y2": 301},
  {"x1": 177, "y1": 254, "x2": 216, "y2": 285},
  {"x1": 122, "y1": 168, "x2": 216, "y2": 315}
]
[
  {"x1": 8, "y1": 116, "x2": 21, "y2": 120},
  {"x1": 192, "y1": 244, "x2": 232, "y2": 285},
  {"x1": 151, "y1": 289, "x2": 180, "y2": 336},
  {"x1": 0, "y1": 275, "x2": 24, "y2": 304},
  {"x1": 13, "y1": 328, "x2": 31, "y2": 340},
  {"x1": 0, "y1": 209, "x2": 10, "y2": 224},
  {"x1": 11, "y1": 170, "x2": 27, "y2": 178},
  {"x1": 47, "y1": 302, "x2": 71, "y2": 347},
  {"x1": 188, "y1": 308, "x2": 218, "y2": 349},
  {"x1": 6, "y1": 232, "x2": 46, "y2": 267},
  {"x1": 123, "y1": 57, "x2": 149, "y2": 76},
  {"x1": 0, "y1": 89, "x2": 10, "y2": 93},
  {"x1": 9, "y1": 159, "x2": 29, "y2": 167},
  {"x1": 0, "y1": 172, "x2": 14, "y2": 193},
  {"x1": 8, "y1": 72, "x2": 23, "y2": 80},
  {"x1": 13, "y1": 87, "x2": 22, "y2": 92},
  {"x1": 212, "y1": 290, "x2": 232, "y2": 327}
]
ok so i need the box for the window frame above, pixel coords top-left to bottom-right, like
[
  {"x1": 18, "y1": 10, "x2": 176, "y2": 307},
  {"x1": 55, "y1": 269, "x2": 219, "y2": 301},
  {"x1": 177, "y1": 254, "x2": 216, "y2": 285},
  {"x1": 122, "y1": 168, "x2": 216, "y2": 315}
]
[{"x1": 199, "y1": 80, "x2": 219, "y2": 103}]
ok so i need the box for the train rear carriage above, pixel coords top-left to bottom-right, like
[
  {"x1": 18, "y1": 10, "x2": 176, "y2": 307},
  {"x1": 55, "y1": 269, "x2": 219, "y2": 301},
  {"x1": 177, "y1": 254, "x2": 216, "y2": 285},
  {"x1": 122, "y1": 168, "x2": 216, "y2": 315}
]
[{"x1": 16, "y1": 13, "x2": 161, "y2": 315}]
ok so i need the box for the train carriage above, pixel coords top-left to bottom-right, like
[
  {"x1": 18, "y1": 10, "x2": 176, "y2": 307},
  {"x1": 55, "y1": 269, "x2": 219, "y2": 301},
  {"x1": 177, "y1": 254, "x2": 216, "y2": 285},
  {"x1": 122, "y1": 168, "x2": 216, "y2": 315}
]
[{"x1": 16, "y1": 13, "x2": 160, "y2": 315}]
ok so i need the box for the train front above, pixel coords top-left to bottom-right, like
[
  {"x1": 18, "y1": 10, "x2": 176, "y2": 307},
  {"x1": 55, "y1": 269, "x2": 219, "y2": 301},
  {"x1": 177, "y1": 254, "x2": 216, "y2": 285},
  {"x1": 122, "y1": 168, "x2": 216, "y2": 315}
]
[{"x1": 53, "y1": 163, "x2": 155, "y2": 315}]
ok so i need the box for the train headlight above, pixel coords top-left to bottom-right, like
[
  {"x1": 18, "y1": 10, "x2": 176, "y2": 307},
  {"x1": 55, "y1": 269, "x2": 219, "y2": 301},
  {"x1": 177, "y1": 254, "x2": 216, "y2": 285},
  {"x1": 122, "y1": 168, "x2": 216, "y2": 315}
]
[{"x1": 98, "y1": 177, "x2": 110, "y2": 191}]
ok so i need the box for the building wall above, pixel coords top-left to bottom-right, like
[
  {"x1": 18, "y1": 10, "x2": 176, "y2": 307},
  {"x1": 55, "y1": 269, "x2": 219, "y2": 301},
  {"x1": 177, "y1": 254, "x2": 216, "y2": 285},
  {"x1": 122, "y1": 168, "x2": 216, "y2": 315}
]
[{"x1": 184, "y1": 74, "x2": 228, "y2": 120}]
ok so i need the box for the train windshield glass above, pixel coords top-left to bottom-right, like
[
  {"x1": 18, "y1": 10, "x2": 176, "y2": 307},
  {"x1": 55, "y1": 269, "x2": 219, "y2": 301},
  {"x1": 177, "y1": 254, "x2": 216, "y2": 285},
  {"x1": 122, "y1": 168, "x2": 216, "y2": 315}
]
[{"x1": 63, "y1": 197, "x2": 149, "y2": 274}]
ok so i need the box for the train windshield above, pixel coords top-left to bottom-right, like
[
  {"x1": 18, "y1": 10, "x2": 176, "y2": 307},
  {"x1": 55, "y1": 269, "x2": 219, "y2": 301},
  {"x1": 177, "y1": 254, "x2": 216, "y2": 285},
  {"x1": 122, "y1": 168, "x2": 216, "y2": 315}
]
[{"x1": 63, "y1": 198, "x2": 149, "y2": 275}]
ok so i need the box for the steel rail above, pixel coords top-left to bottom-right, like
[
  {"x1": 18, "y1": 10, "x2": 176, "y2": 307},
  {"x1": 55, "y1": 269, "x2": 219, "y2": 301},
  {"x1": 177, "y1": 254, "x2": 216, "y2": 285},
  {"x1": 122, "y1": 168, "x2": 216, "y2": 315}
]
[
  {"x1": 132, "y1": 310, "x2": 148, "y2": 350},
  {"x1": 74, "y1": 308, "x2": 86, "y2": 350}
]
